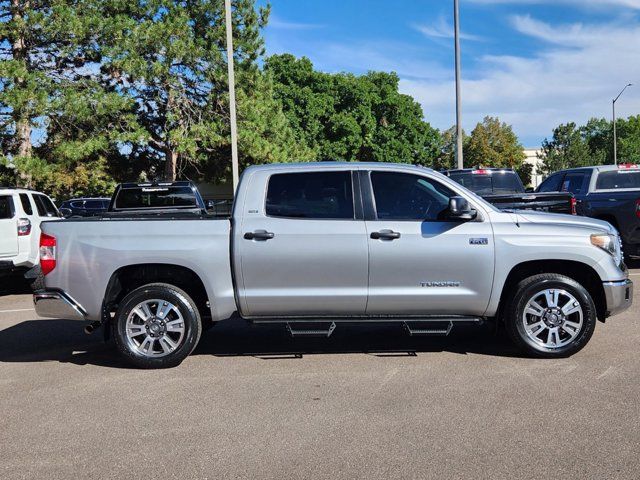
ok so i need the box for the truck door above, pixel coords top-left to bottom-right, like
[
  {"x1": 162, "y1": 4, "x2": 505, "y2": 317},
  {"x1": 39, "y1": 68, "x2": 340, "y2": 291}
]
[
  {"x1": 235, "y1": 169, "x2": 368, "y2": 317},
  {"x1": 363, "y1": 170, "x2": 495, "y2": 316},
  {"x1": 0, "y1": 195, "x2": 19, "y2": 258}
]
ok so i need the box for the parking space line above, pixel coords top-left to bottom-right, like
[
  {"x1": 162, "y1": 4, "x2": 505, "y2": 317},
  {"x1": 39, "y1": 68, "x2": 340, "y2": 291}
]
[{"x1": 0, "y1": 308, "x2": 35, "y2": 313}]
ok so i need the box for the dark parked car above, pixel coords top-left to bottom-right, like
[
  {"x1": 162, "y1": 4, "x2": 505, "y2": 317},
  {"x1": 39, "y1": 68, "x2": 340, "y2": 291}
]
[
  {"x1": 445, "y1": 167, "x2": 576, "y2": 215},
  {"x1": 536, "y1": 164, "x2": 640, "y2": 258},
  {"x1": 58, "y1": 198, "x2": 110, "y2": 217}
]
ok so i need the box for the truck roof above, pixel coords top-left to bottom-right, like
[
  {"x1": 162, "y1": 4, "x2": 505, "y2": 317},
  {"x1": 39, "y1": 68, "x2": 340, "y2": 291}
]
[
  {"x1": 118, "y1": 180, "x2": 194, "y2": 188},
  {"x1": 444, "y1": 167, "x2": 515, "y2": 174},
  {"x1": 0, "y1": 187, "x2": 42, "y2": 193},
  {"x1": 243, "y1": 162, "x2": 436, "y2": 173},
  {"x1": 555, "y1": 164, "x2": 639, "y2": 174}
]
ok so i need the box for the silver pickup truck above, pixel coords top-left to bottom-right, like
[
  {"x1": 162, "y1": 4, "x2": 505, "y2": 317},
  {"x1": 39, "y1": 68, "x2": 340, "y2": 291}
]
[{"x1": 33, "y1": 163, "x2": 633, "y2": 368}]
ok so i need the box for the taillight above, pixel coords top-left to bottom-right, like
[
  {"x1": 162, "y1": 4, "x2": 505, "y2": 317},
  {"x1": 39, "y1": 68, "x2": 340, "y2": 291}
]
[
  {"x1": 17, "y1": 218, "x2": 31, "y2": 236},
  {"x1": 636, "y1": 198, "x2": 640, "y2": 219},
  {"x1": 570, "y1": 197, "x2": 577, "y2": 215},
  {"x1": 40, "y1": 233, "x2": 57, "y2": 276}
]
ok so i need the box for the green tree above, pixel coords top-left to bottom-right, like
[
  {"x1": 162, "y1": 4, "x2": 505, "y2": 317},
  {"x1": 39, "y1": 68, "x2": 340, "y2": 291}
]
[
  {"x1": 538, "y1": 122, "x2": 591, "y2": 174},
  {"x1": 265, "y1": 54, "x2": 441, "y2": 165},
  {"x1": 464, "y1": 116, "x2": 525, "y2": 169},
  {"x1": 99, "y1": 0, "x2": 309, "y2": 182},
  {"x1": 615, "y1": 115, "x2": 640, "y2": 164},
  {"x1": 433, "y1": 125, "x2": 465, "y2": 171},
  {"x1": 0, "y1": 0, "x2": 139, "y2": 197}
]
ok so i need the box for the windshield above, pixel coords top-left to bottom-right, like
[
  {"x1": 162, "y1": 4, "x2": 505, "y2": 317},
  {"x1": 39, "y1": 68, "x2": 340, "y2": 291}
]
[
  {"x1": 114, "y1": 186, "x2": 198, "y2": 210},
  {"x1": 448, "y1": 171, "x2": 524, "y2": 195},
  {"x1": 595, "y1": 170, "x2": 640, "y2": 190}
]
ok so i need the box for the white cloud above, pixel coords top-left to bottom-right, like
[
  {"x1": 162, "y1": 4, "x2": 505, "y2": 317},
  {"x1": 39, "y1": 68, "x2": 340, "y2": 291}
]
[
  {"x1": 413, "y1": 15, "x2": 483, "y2": 41},
  {"x1": 400, "y1": 16, "x2": 640, "y2": 145},
  {"x1": 268, "y1": 15, "x2": 324, "y2": 30},
  {"x1": 468, "y1": 0, "x2": 640, "y2": 9}
]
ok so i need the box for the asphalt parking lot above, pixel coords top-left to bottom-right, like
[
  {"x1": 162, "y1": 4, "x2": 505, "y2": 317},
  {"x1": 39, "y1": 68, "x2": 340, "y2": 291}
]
[{"x1": 1, "y1": 265, "x2": 639, "y2": 480}]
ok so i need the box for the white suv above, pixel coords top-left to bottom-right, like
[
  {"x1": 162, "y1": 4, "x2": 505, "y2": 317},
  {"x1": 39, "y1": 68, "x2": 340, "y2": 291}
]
[{"x1": 0, "y1": 188, "x2": 61, "y2": 278}]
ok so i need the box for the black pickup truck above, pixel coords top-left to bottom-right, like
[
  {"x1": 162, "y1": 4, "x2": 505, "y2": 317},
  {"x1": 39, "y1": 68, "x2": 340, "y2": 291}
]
[
  {"x1": 105, "y1": 181, "x2": 211, "y2": 216},
  {"x1": 444, "y1": 168, "x2": 575, "y2": 215},
  {"x1": 536, "y1": 164, "x2": 640, "y2": 258}
]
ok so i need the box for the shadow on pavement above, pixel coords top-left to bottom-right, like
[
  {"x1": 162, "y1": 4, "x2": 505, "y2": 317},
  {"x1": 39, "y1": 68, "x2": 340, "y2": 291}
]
[
  {"x1": 0, "y1": 315, "x2": 523, "y2": 369},
  {"x1": 626, "y1": 258, "x2": 640, "y2": 269},
  {"x1": 0, "y1": 275, "x2": 32, "y2": 297}
]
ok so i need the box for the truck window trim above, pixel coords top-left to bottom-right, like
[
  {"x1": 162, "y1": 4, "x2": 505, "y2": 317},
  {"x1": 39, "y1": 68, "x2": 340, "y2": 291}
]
[{"x1": 263, "y1": 170, "x2": 361, "y2": 221}]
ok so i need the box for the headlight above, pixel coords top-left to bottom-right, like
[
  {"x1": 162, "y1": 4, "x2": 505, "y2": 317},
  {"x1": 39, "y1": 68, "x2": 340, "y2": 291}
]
[{"x1": 591, "y1": 233, "x2": 622, "y2": 265}]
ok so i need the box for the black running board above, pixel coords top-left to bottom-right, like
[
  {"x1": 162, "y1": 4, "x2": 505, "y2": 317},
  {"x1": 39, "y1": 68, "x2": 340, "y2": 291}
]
[
  {"x1": 249, "y1": 315, "x2": 483, "y2": 324},
  {"x1": 403, "y1": 321, "x2": 453, "y2": 336},
  {"x1": 286, "y1": 322, "x2": 336, "y2": 338}
]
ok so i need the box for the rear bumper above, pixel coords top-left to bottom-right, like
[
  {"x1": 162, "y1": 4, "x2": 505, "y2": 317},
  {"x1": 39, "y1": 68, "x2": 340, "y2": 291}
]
[
  {"x1": 33, "y1": 290, "x2": 87, "y2": 320},
  {"x1": 603, "y1": 279, "x2": 633, "y2": 317}
]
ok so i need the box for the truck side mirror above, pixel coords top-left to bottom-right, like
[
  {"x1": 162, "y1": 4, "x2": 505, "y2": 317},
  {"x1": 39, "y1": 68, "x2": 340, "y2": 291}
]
[
  {"x1": 59, "y1": 207, "x2": 72, "y2": 218},
  {"x1": 206, "y1": 200, "x2": 216, "y2": 210},
  {"x1": 525, "y1": 187, "x2": 534, "y2": 193},
  {"x1": 447, "y1": 196, "x2": 477, "y2": 221}
]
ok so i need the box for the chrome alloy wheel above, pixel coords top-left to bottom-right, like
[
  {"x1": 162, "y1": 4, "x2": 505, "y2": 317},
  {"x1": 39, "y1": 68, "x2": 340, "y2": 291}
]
[
  {"x1": 522, "y1": 288, "x2": 584, "y2": 349},
  {"x1": 125, "y1": 299, "x2": 186, "y2": 357}
]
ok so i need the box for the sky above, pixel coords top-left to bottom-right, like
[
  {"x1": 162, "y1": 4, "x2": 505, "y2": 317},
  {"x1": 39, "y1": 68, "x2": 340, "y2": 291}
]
[{"x1": 259, "y1": 0, "x2": 640, "y2": 147}]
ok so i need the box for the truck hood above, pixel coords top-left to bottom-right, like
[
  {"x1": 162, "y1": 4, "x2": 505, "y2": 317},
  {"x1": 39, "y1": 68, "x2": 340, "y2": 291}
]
[{"x1": 513, "y1": 210, "x2": 616, "y2": 234}]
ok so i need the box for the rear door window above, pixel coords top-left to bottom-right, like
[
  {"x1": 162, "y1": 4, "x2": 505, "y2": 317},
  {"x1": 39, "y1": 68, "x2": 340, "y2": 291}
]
[
  {"x1": 19, "y1": 193, "x2": 33, "y2": 215},
  {"x1": 561, "y1": 173, "x2": 587, "y2": 194},
  {"x1": 115, "y1": 186, "x2": 197, "y2": 209},
  {"x1": 0, "y1": 196, "x2": 15, "y2": 219},
  {"x1": 537, "y1": 173, "x2": 564, "y2": 192},
  {"x1": 266, "y1": 171, "x2": 354, "y2": 219},
  {"x1": 448, "y1": 171, "x2": 523, "y2": 194}
]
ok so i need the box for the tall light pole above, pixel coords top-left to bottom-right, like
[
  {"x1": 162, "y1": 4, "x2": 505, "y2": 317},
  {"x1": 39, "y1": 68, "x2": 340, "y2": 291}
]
[
  {"x1": 454, "y1": 0, "x2": 464, "y2": 169},
  {"x1": 224, "y1": 0, "x2": 240, "y2": 192},
  {"x1": 613, "y1": 83, "x2": 632, "y2": 165}
]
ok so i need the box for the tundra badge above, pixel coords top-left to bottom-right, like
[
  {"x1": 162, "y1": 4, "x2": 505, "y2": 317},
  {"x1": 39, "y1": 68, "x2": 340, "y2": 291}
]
[{"x1": 469, "y1": 238, "x2": 488, "y2": 245}]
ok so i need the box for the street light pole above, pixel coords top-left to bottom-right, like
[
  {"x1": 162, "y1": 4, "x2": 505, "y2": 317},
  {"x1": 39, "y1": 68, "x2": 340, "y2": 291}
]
[
  {"x1": 224, "y1": 0, "x2": 240, "y2": 193},
  {"x1": 454, "y1": 0, "x2": 464, "y2": 169},
  {"x1": 613, "y1": 83, "x2": 632, "y2": 165}
]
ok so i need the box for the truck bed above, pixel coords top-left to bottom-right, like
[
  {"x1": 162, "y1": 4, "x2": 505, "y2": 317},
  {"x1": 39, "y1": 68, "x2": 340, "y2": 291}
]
[{"x1": 40, "y1": 216, "x2": 236, "y2": 321}]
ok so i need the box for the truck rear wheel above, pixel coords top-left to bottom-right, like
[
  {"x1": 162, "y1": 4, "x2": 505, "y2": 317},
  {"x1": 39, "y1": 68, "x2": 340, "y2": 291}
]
[
  {"x1": 113, "y1": 283, "x2": 202, "y2": 368},
  {"x1": 506, "y1": 273, "x2": 597, "y2": 358}
]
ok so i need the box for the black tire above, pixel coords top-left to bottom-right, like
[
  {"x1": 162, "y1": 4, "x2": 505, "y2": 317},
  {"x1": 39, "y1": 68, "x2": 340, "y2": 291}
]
[
  {"x1": 113, "y1": 283, "x2": 202, "y2": 369},
  {"x1": 505, "y1": 273, "x2": 597, "y2": 358}
]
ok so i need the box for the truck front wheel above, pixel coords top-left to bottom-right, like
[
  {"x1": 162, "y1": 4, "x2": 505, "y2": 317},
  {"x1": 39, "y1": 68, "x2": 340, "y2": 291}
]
[
  {"x1": 113, "y1": 283, "x2": 202, "y2": 368},
  {"x1": 506, "y1": 274, "x2": 597, "y2": 358}
]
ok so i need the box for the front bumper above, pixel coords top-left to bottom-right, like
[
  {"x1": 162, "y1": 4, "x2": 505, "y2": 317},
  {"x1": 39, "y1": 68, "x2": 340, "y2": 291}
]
[
  {"x1": 603, "y1": 279, "x2": 633, "y2": 317},
  {"x1": 33, "y1": 290, "x2": 87, "y2": 320}
]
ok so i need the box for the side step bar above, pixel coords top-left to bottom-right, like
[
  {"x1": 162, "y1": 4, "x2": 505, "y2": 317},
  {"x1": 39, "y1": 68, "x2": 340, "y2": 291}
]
[
  {"x1": 278, "y1": 318, "x2": 483, "y2": 338},
  {"x1": 403, "y1": 321, "x2": 453, "y2": 336},
  {"x1": 286, "y1": 322, "x2": 336, "y2": 338}
]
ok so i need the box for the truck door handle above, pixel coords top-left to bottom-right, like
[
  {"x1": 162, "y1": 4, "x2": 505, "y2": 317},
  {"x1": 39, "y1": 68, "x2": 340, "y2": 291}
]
[
  {"x1": 244, "y1": 230, "x2": 275, "y2": 240},
  {"x1": 370, "y1": 230, "x2": 401, "y2": 240}
]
